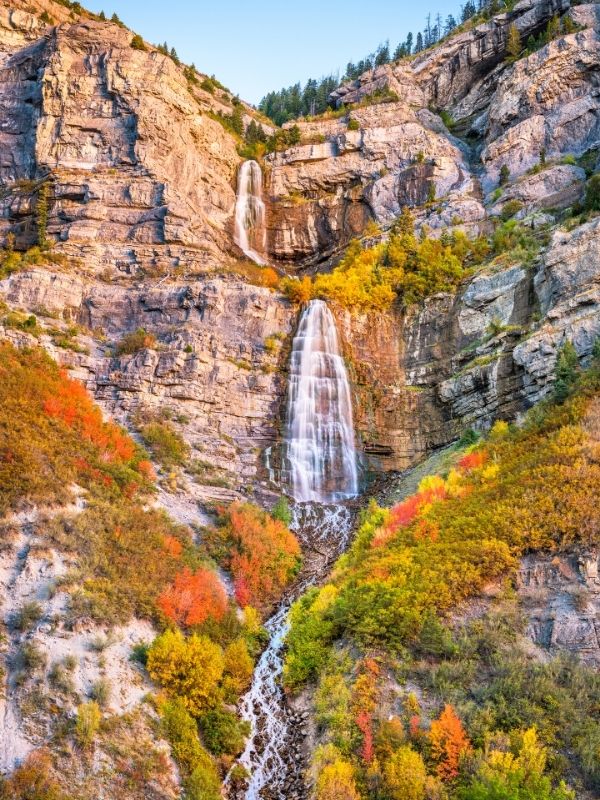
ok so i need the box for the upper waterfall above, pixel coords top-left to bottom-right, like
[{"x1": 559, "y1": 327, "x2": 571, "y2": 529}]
[
  {"x1": 284, "y1": 299, "x2": 359, "y2": 503},
  {"x1": 234, "y1": 160, "x2": 267, "y2": 265}
]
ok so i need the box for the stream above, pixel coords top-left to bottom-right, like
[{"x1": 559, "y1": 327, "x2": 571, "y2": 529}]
[{"x1": 227, "y1": 503, "x2": 356, "y2": 800}]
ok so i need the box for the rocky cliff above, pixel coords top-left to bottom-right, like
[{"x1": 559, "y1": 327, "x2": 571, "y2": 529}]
[
  {"x1": 0, "y1": 0, "x2": 599, "y2": 485},
  {"x1": 0, "y1": 0, "x2": 599, "y2": 796}
]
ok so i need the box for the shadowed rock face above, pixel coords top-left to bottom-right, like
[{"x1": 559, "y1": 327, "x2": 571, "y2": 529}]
[{"x1": 519, "y1": 549, "x2": 600, "y2": 667}]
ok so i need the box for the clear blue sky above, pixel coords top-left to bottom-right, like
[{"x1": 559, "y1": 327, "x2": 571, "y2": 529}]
[{"x1": 84, "y1": 0, "x2": 461, "y2": 105}]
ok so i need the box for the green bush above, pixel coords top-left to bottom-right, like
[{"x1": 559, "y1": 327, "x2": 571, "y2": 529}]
[
  {"x1": 89, "y1": 678, "x2": 111, "y2": 708},
  {"x1": 199, "y1": 709, "x2": 250, "y2": 756},
  {"x1": 347, "y1": 117, "x2": 360, "y2": 131},
  {"x1": 115, "y1": 328, "x2": 157, "y2": 356},
  {"x1": 500, "y1": 199, "x2": 524, "y2": 221},
  {"x1": 12, "y1": 601, "x2": 43, "y2": 631},
  {"x1": 75, "y1": 702, "x2": 101, "y2": 748},
  {"x1": 130, "y1": 34, "x2": 147, "y2": 51},
  {"x1": 271, "y1": 496, "x2": 292, "y2": 526},
  {"x1": 161, "y1": 699, "x2": 206, "y2": 775},
  {"x1": 139, "y1": 420, "x2": 189, "y2": 468},
  {"x1": 584, "y1": 173, "x2": 600, "y2": 212}
]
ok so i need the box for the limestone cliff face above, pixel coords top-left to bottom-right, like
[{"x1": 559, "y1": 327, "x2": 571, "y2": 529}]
[
  {"x1": 0, "y1": 0, "x2": 599, "y2": 488},
  {"x1": 0, "y1": 2, "x2": 246, "y2": 277},
  {"x1": 1, "y1": 269, "x2": 294, "y2": 497},
  {"x1": 263, "y1": 0, "x2": 600, "y2": 266},
  {"x1": 339, "y1": 214, "x2": 600, "y2": 473}
]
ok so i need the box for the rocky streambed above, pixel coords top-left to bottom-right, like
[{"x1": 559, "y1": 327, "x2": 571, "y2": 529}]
[{"x1": 226, "y1": 504, "x2": 357, "y2": 800}]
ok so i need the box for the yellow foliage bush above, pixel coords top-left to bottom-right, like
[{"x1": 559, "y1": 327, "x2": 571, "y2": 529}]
[
  {"x1": 279, "y1": 210, "x2": 483, "y2": 311},
  {"x1": 147, "y1": 629, "x2": 224, "y2": 716}
]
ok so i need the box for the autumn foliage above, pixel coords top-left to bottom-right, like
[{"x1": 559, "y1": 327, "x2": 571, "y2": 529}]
[
  {"x1": 206, "y1": 502, "x2": 301, "y2": 609},
  {"x1": 158, "y1": 567, "x2": 228, "y2": 627},
  {"x1": 43, "y1": 375, "x2": 135, "y2": 463},
  {"x1": 0, "y1": 342, "x2": 152, "y2": 513},
  {"x1": 429, "y1": 704, "x2": 472, "y2": 780}
]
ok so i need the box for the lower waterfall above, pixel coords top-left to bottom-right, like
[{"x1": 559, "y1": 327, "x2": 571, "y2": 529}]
[
  {"x1": 227, "y1": 300, "x2": 359, "y2": 800},
  {"x1": 284, "y1": 299, "x2": 359, "y2": 503}
]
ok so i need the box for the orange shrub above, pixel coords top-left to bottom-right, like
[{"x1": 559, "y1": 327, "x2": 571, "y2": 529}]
[
  {"x1": 207, "y1": 502, "x2": 301, "y2": 610},
  {"x1": 44, "y1": 373, "x2": 135, "y2": 463},
  {"x1": 158, "y1": 567, "x2": 228, "y2": 627},
  {"x1": 429, "y1": 704, "x2": 472, "y2": 780},
  {"x1": 457, "y1": 450, "x2": 487, "y2": 472}
]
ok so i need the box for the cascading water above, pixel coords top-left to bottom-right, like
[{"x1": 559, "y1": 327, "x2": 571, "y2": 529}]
[
  {"x1": 228, "y1": 299, "x2": 359, "y2": 800},
  {"x1": 234, "y1": 160, "x2": 267, "y2": 265},
  {"x1": 285, "y1": 299, "x2": 359, "y2": 503}
]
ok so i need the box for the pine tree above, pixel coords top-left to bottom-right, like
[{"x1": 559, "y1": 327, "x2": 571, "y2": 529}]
[
  {"x1": 375, "y1": 41, "x2": 390, "y2": 66},
  {"x1": 506, "y1": 22, "x2": 521, "y2": 60},
  {"x1": 406, "y1": 32, "x2": 413, "y2": 55},
  {"x1": 415, "y1": 32, "x2": 424, "y2": 52}
]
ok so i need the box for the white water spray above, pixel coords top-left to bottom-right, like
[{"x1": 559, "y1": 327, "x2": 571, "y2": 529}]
[
  {"x1": 234, "y1": 160, "x2": 267, "y2": 264},
  {"x1": 285, "y1": 299, "x2": 359, "y2": 503}
]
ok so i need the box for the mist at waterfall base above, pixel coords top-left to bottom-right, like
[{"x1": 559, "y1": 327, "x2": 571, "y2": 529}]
[
  {"x1": 229, "y1": 300, "x2": 359, "y2": 800},
  {"x1": 234, "y1": 160, "x2": 267, "y2": 265}
]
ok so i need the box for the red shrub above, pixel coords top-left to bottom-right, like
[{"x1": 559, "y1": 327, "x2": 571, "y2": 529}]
[
  {"x1": 457, "y1": 450, "x2": 487, "y2": 472},
  {"x1": 157, "y1": 567, "x2": 228, "y2": 627},
  {"x1": 211, "y1": 502, "x2": 301, "y2": 609}
]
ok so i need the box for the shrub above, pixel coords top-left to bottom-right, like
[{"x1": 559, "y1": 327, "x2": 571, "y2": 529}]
[
  {"x1": 89, "y1": 678, "x2": 111, "y2": 708},
  {"x1": 584, "y1": 173, "x2": 600, "y2": 212},
  {"x1": 115, "y1": 328, "x2": 157, "y2": 356},
  {"x1": 279, "y1": 275, "x2": 314, "y2": 305},
  {"x1": 205, "y1": 502, "x2": 301, "y2": 610},
  {"x1": 0, "y1": 749, "x2": 64, "y2": 800},
  {"x1": 429, "y1": 704, "x2": 472, "y2": 780},
  {"x1": 281, "y1": 209, "x2": 492, "y2": 312},
  {"x1": 347, "y1": 117, "x2": 360, "y2": 131},
  {"x1": 57, "y1": 501, "x2": 190, "y2": 625},
  {"x1": 12, "y1": 601, "x2": 43, "y2": 631},
  {"x1": 199, "y1": 709, "x2": 250, "y2": 756},
  {"x1": 500, "y1": 199, "x2": 524, "y2": 221},
  {"x1": 147, "y1": 629, "x2": 224, "y2": 716},
  {"x1": 271, "y1": 496, "x2": 292, "y2": 526},
  {"x1": 222, "y1": 638, "x2": 254, "y2": 699},
  {"x1": 499, "y1": 164, "x2": 510, "y2": 185},
  {"x1": 554, "y1": 341, "x2": 579, "y2": 403},
  {"x1": 157, "y1": 567, "x2": 228, "y2": 627},
  {"x1": 130, "y1": 34, "x2": 147, "y2": 51},
  {"x1": 161, "y1": 699, "x2": 206, "y2": 775},
  {"x1": 75, "y1": 701, "x2": 101, "y2": 748},
  {"x1": 139, "y1": 421, "x2": 189, "y2": 468},
  {"x1": 185, "y1": 762, "x2": 222, "y2": 800},
  {"x1": 18, "y1": 641, "x2": 46, "y2": 673},
  {"x1": 0, "y1": 343, "x2": 154, "y2": 513},
  {"x1": 384, "y1": 746, "x2": 428, "y2": 800},
  {"x1": 48, "y1": 662, "x2": 74, "y2": 695},
  {"x1": 315, "y1": 746, "x2": 360, "y2": 800}
]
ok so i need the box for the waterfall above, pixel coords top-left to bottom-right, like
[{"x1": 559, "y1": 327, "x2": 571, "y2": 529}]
[
  {"x1": 234, "y1": 160, "x2": 267, "y2": 264},
  {"x1": 284, "y1": 299, "x2": 359, "y2": 503}
]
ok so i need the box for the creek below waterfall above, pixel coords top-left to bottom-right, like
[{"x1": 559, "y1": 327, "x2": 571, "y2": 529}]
[{"x1": 227, "y1": 503, "x2": 357, "y2": 800}]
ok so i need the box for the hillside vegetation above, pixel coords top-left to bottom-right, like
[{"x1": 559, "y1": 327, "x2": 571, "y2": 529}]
[
  {"x1": 0, "y1": 342, "x2": 299, "y2": 800},
  {"x1": 284, "y1": 348, "x2": 600, "y2": 800}
]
